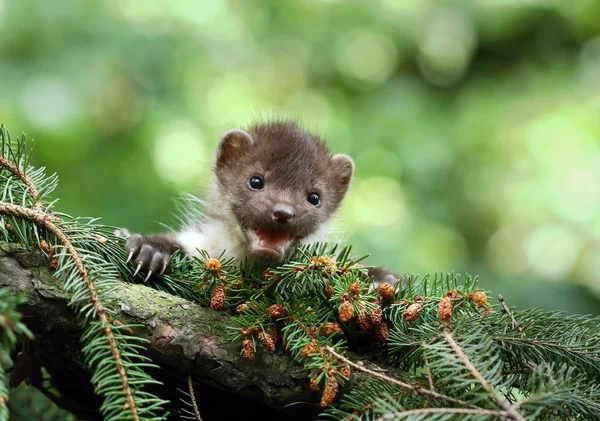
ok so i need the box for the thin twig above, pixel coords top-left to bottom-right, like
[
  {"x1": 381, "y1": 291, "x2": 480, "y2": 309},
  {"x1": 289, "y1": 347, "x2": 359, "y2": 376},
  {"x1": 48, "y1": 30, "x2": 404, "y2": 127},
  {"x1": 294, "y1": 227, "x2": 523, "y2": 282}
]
[
  {"x1": 442, "y1": 329, "x2": 526, "y2": 421},
  {"x1": 498, "y1": 294, "x2": 520, "y2": 331},
  {"x1": 423, "y1": 353, "x2": 435, "y2": 392},
  {"x1": 324, "y1": 346, "x2": 475, "y2": 408},
  {"x1": 422, "y1": 351, "x2": 435, "y2": 407},
  {"x1": 0, "y1": 156, "x2": 41, "y2": 209},
  {"x1": 0, "y1": 200, "x2": 140, "y2": 421},
  {"x1": 374, "y1": 407, "x2": 509, "y2": 420},
  {"x1": 187, "y1": 374, "x2": 203, "y2": 421}
]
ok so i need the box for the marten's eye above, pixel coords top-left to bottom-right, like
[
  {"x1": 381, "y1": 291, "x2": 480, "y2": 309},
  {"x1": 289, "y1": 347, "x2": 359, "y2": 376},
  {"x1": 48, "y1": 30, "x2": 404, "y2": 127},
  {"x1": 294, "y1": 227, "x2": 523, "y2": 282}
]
[
  {"x1": 248, "y1": 176, "x2": 264, "y2": 190},
  {"x1": 307, "y1": 192, "x2": 320, "y2": 206}
]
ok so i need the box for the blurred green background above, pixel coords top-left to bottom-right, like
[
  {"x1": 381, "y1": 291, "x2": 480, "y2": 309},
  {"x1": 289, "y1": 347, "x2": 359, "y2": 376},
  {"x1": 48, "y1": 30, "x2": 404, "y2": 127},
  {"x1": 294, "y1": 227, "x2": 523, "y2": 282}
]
[
  {"x1": 3, "y1": 0, "x2": 600, "y2": 419},
  {"x1": 2, "y1": 0, "x2": 600, "y2": 319}
]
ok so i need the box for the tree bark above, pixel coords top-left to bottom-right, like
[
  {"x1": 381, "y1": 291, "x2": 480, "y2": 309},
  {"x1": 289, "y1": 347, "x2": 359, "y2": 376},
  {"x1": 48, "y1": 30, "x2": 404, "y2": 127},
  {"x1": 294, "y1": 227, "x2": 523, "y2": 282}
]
[{"x1": 0, "y1": 247, "x2": 385, "y2": 421}]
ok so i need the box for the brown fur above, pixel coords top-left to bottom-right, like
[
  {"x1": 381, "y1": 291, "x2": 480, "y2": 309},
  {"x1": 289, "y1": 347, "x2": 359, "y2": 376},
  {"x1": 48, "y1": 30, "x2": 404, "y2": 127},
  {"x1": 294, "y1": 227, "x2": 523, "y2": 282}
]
[{"x1": 214, "y1": 120, "x2": 353, "y2": 243}]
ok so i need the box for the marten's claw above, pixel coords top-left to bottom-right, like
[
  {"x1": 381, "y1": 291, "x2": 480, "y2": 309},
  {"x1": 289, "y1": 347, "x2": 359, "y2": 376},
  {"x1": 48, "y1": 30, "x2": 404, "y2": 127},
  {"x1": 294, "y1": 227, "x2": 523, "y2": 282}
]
[{"x1": 124, "y1": 233, "x2": 175, "y2": 280}]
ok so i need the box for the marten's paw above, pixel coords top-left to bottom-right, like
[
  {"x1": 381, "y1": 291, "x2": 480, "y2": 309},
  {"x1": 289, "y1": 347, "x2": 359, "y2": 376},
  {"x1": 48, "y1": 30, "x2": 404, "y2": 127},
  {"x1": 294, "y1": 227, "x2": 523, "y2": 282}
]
[{"x1": 116, "y1": 229, "x2": 179, "y2": 281}]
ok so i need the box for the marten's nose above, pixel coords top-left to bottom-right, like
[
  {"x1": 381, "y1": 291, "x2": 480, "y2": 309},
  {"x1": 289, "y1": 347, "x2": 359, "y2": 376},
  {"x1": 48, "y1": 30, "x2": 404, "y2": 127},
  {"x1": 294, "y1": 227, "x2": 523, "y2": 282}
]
[{"x1": 272, "y1": 206, "x2": 295, "y2": 224}]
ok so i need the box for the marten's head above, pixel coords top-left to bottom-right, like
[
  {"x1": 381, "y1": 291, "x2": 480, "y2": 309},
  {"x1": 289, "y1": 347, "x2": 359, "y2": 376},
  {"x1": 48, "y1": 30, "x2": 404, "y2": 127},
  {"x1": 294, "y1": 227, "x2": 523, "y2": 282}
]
[{"x1": 213, "y1": 120, "x2": 354, "y2": 262}]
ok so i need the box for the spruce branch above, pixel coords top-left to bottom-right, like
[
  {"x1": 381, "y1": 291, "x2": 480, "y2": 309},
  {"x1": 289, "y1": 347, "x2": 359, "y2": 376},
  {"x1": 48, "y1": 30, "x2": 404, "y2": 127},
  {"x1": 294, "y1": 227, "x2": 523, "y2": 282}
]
[
  {"x1": 0, "y1": 126, "x2": 168, "y2": 421},
  {"x1": 498, "y1": 294, "x2": 519, "y2": 331},
  {"x1": 187, "y1": 374, "x2": 203, "y2": 421},
  {"x1": 0, "y1": 182, "x2": 143, "y2": 420},
  {"x1": 441, "y1": 328, "x2": 526, "y2": 421},
  {"x1": 0, "y1": 287, "x2": 33, "y2": 421},
  {"x1": 373, "y1": 407, "x2": 508, "y2": 420},
  {"x1": 324, "y1": 345, "x2": 473, "y2": 408}
]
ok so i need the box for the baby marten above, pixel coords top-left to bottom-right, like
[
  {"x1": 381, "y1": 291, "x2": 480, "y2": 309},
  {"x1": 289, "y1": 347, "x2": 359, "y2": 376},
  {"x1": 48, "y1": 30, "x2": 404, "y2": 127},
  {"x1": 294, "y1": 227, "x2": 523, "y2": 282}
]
[{"x1": 121, "y1": 120, "x2": 397, "y2": 285}]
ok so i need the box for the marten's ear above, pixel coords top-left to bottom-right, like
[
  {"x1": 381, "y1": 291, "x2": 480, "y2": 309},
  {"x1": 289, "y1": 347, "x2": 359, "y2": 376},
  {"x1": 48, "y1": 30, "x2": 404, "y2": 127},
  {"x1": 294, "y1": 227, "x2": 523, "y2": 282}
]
[
  {"x1": 216, "y1": 129, "x2": 254, "y2": 170},
  {"x1": 331, "y1": 154, "x2": 354, "y2": 197}
]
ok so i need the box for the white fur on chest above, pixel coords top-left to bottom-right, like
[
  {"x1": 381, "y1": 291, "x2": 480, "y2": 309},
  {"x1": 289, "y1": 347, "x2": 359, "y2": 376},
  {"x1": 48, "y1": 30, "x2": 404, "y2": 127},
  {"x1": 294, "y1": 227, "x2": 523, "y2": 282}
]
[
  {"x1": 176, "y1": 218, "x2": 330, "y2": 262},
  {"x1": 176, "y1": 218, "x2": 248, "y2": 261}
]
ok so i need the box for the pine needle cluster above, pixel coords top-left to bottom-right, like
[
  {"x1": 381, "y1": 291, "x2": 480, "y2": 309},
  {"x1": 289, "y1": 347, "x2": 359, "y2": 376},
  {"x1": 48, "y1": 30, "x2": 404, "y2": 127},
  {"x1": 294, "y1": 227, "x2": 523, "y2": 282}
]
[
  {"x1": 0, "y1": 288, "x2": 33, "y2": 421},
  {"x1": 0, "y1": 125, "x2": 168, "y2": 421}
]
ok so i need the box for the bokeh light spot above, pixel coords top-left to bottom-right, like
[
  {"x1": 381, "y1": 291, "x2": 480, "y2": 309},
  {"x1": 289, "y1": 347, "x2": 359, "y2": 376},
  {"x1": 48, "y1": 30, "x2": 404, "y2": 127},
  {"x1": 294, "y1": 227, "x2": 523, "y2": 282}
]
[
  {"x1": 417, "y1": 8, "x2": 476, "y2": 86},
  {"x1": 412, "y1": 224, "x2": 468, "y2": 271},
  {"x1": 524, "y1": 225, "x2": 581, "y2": 279},
  {"x1": 335, "y1": 30, "x2": 399, "y2": 86},
  {"x1": 20, "y1": 78, "x2": 77, "y2": 129},
  {"x1": 344, "y1": 176, "x2": 408, "y2": 228},
  {"x1": 153, "y1": 121, "x2": 205, "y2": 186}
]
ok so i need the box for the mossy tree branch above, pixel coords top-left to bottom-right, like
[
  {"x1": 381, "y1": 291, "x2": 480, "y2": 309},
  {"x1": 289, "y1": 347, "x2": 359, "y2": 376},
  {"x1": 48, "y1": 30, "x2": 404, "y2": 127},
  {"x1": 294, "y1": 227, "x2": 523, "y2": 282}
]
[{"x1": 0, "y1": 246, "x2": 396, "y2": 420}]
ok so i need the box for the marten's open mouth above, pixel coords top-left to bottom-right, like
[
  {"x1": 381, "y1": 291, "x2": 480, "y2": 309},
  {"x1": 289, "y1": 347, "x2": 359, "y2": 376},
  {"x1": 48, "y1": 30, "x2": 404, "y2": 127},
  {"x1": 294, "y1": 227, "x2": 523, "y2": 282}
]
[{"x1": 247, "y1": 228, "x2": 294, "y2": 261}]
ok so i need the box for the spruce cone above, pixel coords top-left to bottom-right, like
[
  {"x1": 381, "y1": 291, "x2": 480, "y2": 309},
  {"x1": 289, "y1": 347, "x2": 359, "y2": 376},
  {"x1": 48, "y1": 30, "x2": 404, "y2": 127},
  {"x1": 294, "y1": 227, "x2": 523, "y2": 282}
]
[
  {"x1": 204, "y1": 258, "x2": 222, "y2": 272},
  {"x1": 378, "y1": 282, "x2": 395, "y2": 301},
  {"x1": 311, "y1": 255, "x2": 338, "y2": 276},
  {"x1": 369, "y1": 307, "x2": 384, "y2": 325},
  {"x1": 40, "y1": 240, "x2": 53, "y2": 255},
  {"x1": 338, "y1": 365, "x2": 351, "y2": 379},
  {"x1": 258, "y1": 331, "x2": 275, "y2": 353},
  {"x1": 210, "y1": 285, "x2": 225, "y2": 310},
  {"x1": 262, "y1": 268, "x2": 278, "y2": 281},
  {"x1": 268, "y1": 304, "x2": 287, "y2": 318},
  {"x1": 438, "y1": 296, "x2": 454, "y2": 323},
  {"x1": 320, "y1": 375, "x2": 339, "y2": 407},
  {"x1": 468, "y1": 291, "x2": 488, "y2": 308},
  {"x1": 374, "y1": 321, "x2": 389, "y2": 342},
  {"x1": 403, "y1": 303, "x2": 422, "y2": 322},
  {"x1": 266, "y1": 325, "x2": 279, "y2": 344},
  {"x1": 310, "y1": 374, "x2": 320, "y2": 392},
  {"x1": 324, "y1": 285, "x2": 334, "y2": 298},
  {"x1": 446, "y1": 289, "x2": 460, "y2": 299},
  {"x1": 357, "y1": 311, "x2": 373, "y2": 333},
  {"x1": 236, "y1": 303, "x2": 248, "y2": 314},
  {"x1": 348, "y1": 282, "x2": 361, "y2": 296},
  {"x1": 301, "y1": 342, "x2": 318, "y2": 357},
  {"x1": 320, "y1": 322, "x2": 342, "y2": 337},
  {"x1": 241, "y1": 338, "x2": 255, "y2": 361},
  {"x1": 339, "y1": 301, "x2": 353, "y2": 322}
]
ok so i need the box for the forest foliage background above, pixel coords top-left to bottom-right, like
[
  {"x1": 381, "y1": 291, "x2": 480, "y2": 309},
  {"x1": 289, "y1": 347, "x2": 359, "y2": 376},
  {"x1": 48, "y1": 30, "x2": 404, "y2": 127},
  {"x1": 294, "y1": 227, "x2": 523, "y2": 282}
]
[{"x1": 3, "y1": 0, "x2": 600, "y2": 419}]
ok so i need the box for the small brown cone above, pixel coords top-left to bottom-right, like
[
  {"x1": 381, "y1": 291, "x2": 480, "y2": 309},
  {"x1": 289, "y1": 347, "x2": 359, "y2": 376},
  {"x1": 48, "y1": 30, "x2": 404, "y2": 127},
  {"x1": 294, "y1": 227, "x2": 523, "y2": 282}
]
[
  {"x1": 311, "y1": 255, "x2": 338, "y2": 276},
  {"x1": 403, "y1": 303, "x2": 422, "y2": 322},
  {"x1": 210, "y1": 285, "x2": 225, "y2": 310},
  {"x1": 242, "y1": 338, "x2": 255, "y2": 361},
  {"x1": 204, "y1": 258, "x2": 222, "y2": 272},
  {"x1": 320, "y1": 322, "x2": 342, "y2": 337},
  {"x1": 468, "y1": 291, "x2": 488, "y2": 308},
  {"x1": 339, "y1": 301, "x2": 353, "y2": 322},
  {"x1": 310, "y1": 373, "x2": 320, "y2": 392},
  {"x1": 262, "y1": 268, "x2": 278, "y2": 281},
  {"x1": 369, "y1": 307, "x2": 383, "y2": 326},
  {"x1": 378, "y1": 282, "x2": 395, "y2": 301},
  {"x1": 268, "y1": 304, "x2": 287, "y2": 318},
  {"x1": 446, "y1": 289, "x2": 460, "y2": 299},
  {"x1": 301, "y1": 343, "x2": 318, "y2": 357},
  {"x1": 40, "y1": 240, "x2": 53, "y2": 255},
  {"x1": 48, "y1": 257, "x2": 58, "y2": 271},
  {"x1": 266, "y1": 325, "x2": 279, "y2": 345},
  {"x1": 320, "y1": 375, "x2": 339, "y2": 407},
  {"x1": 258, "y1": 331, "x2": 275, "y2": 353},
  {"x1": 374, "y1": 321, "x2": 389, "y2": 342},
  {"x1": 357, "y1": 311, "x2": 373, "y2": 333},
  {"x1": 439, "y1": 296, "x2": 454, "y2": 323},
  {"x1": 236, "y1": 303, "x2": 248, "y2": 314},
  {"x1": 338, "y1": 365, "x2": 351, "y2": 379},
  {"x1": 324, "y1": 285, "x2": 334, "y2": 298},
  {"x1": 348, "y1": 282, "x2": 361, "y2": 296}
]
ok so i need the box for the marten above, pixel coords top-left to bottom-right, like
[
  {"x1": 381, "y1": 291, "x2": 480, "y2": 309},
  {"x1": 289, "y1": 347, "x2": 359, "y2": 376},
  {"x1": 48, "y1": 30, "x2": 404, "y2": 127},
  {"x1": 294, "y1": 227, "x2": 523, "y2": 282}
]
[{"x1": 120, "y1": 120, "x2": 397, "y2": 285}]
